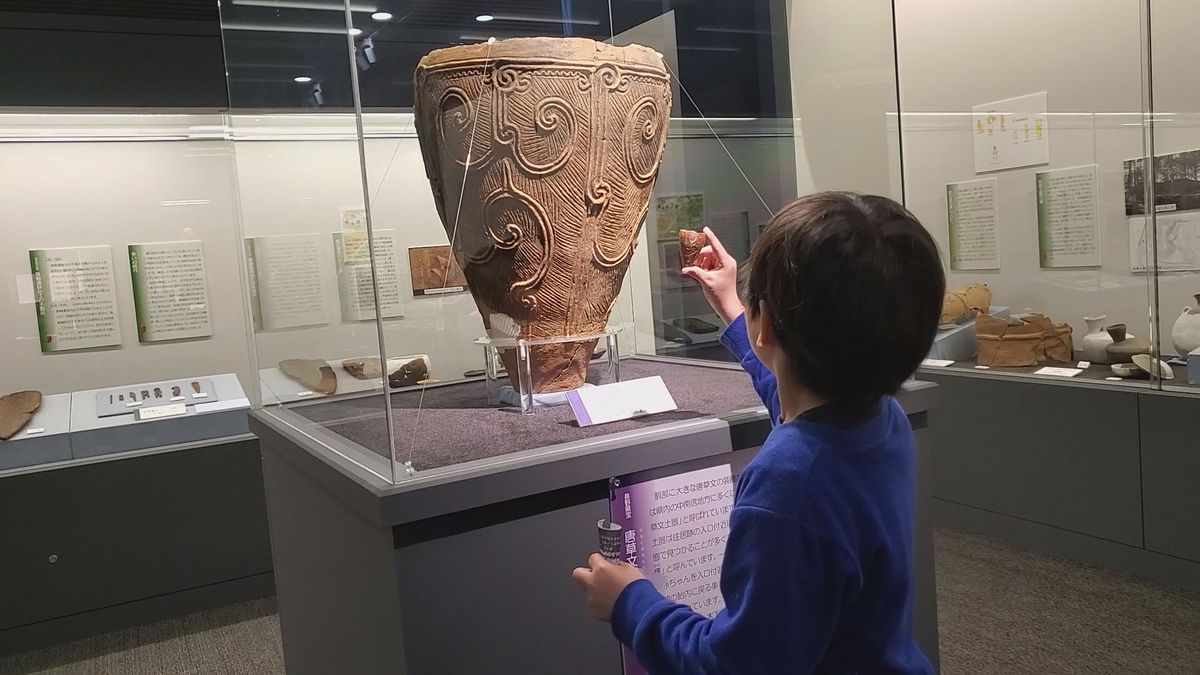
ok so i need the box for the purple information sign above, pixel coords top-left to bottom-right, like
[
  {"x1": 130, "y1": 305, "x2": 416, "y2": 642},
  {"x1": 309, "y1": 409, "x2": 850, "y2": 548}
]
[{"x1": 610, "y1": 464, "x2": 735, "y2": 675}]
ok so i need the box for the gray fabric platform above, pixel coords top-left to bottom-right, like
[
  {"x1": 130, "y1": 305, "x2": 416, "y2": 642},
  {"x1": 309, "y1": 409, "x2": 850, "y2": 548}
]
[{"x1": 294, "y1": 358, "x2": 762, "y2": 471}]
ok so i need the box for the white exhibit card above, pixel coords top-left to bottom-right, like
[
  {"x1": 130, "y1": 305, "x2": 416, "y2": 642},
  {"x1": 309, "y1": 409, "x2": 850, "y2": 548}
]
[
  {"x1": 921, "y1": 358, "x2": 955, "y2": 368},
  {"x1": 1036, "y1": 165, "x2": 1100, "y2": 268},
  {"x1": 244, "y1": 234, "x2": 328, "y2": 330},
  {"x1": 973, "y1": 91, "x2": 1049, "y2": 173},
  {"x1": 333, "y1": 229, "x2": 404, "y2": 321},
  {"x1": 29, "y1": 246, "x2": 122, "y2": 352},
  {"x1": 128, "y1": 241, "x2": 212, "y2": 342},
  {"x1": 1128, "y1": 212, "x2": 1200, "y2": 273},
  {"x1": 946, "y1": 178, "x2": 1000, "y2": 270},
  {"x1": 1035, "y1": 366, "x2": 1083, "y2": 378},
  {"x1": 566, "y1": 376, "x2": 678, "y2": 427},
  {"x1": 707, "y1": 211, "x2": 751, "y2": 262}
]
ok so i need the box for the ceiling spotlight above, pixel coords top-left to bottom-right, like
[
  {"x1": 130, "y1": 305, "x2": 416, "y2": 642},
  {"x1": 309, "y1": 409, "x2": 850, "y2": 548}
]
[
  {"x1": 475, "y1": 14, "x2": 494, "y2": 22},
  {"x1": 294, "y1": 75, "x2": 313, "y2": 83},
  {"x1": 349, "y1": 27, "x2": 363, "y2": 36},
  {"x1": 371, "y1": 11, "x2": 392, "y2": 21}
]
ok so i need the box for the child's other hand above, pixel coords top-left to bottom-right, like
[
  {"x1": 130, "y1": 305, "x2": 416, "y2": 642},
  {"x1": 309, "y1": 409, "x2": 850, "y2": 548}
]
[
  {"x1": 572, "y1": 553, "x2": 646, "y2": 622},
  {"x1": 682, "y1": 227, "x2": 744, "y2": 323}
]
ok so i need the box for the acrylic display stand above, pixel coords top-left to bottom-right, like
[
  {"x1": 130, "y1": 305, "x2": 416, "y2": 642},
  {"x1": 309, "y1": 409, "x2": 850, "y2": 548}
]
[{"x1": 475, "y1": 327, "x2": 623, "y2": 415}]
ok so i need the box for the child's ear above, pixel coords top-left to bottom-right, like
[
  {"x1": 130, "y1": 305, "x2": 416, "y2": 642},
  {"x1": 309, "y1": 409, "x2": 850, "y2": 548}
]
[{"x1": 754, "y1": 300, "x2": 776, "y2": 350}]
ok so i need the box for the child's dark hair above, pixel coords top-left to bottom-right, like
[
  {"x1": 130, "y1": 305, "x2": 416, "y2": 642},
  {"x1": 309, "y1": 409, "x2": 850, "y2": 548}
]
[{"x1": 743, "y1": 192, "x2": 945, "y2": 403}]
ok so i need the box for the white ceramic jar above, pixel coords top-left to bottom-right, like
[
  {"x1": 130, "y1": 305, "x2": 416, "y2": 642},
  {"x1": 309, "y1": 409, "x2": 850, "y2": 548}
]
[
  {"x1": 1081, "y1": 315, "x2": 1114, "y2": 363},
  {"x1": 1171, "y1": 294, "x2": 1200, "y2": 357}
]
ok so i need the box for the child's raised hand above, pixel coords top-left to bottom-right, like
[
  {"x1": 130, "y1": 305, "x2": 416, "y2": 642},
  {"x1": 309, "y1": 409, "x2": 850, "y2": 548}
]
[{"x1": 682, "y1": 227, "x2": 744, "y2": 324}]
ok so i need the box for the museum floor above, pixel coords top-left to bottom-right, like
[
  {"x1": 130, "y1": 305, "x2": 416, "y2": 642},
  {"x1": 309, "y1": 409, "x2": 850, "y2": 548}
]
[{"x1": 3, "y1": 527, "x2": 1197, "y2": 675}]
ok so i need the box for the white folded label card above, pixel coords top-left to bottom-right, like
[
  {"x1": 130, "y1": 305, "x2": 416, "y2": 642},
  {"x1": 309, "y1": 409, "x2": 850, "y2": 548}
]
[
  {"x1": 921, "y1": 358, "x2": 954, "y2": 368},
  {"x1": 1035, "y1": 366, "x2": 1083, "y2": 378},
  {"x1": 566, "y1": 376, "x2": 677, "y2": 427},
  {"x1": 136, "y1": 403, "x2": 187, "y2": 421}
]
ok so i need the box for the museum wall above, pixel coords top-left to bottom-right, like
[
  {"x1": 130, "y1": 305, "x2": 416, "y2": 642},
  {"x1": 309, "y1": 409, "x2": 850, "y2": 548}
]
[
  {"x1": 0, "y1": 113, "x2": 792, "y2": 401},
  {"x1": 895, "y1": 0, "x2": 1200, "y2": 359}
]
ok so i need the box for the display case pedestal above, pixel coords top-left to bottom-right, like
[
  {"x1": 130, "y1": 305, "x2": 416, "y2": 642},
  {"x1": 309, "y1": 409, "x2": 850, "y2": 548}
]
[{"x1": 251, "y1": 358, "x2": 942, "y2": 674}]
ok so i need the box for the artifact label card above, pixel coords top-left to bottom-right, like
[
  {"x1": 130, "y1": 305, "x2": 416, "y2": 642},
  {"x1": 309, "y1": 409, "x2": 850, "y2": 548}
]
[
  {"x1": 128, "y1": 241, "x2": 213, "y2": 342},
  {"x1": 1036, "y1": 165, "x2": 1100, "y2": 268},
  {"x1": 29, "y1": 246, "x2": 122, "y2": 352},
  {"x1": 611, "y1": 464, "x2": 734, "y2": 675},
  {"x1": 333, "y1": 229, "x2": 404, "y2": 321},
  {"x1": 1034, "y1": 366, "x2": 1083, "y2": 378},
  {"x1": 946, "y1": 178, "x2": 1000, "y2": 270},
  {"x1": 973, "y1": 91, "x2": 1049, "y2": 173},
  {"x1": 566, "y1": 376, "x2": 677, "y2": 426},
  {"x1": 244, "y1": 234, "x2": 328, "y2": 330}
]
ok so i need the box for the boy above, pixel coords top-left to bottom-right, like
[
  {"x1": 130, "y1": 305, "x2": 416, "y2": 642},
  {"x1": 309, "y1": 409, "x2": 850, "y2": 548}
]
[{"x1": 572, "y1": 192, "x2": 944, "y2": 674}]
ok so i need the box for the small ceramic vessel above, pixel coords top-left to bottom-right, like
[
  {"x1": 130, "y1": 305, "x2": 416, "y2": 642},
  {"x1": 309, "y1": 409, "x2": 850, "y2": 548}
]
[
  {"x1": 1081, "y1": 315, "x2": 1114, "y2": 363},
  {"x1": 1105, "y1": 324, "x2": 1150, "y2": 361}
]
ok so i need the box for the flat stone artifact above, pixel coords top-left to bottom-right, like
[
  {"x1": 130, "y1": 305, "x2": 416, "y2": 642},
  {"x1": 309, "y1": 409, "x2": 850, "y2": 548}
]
[
  {"x1": 342, "y1": 355, "x2": 431, "y2": 389},
  {"x1": 0, "y1": 390, "x2": 42, "y2": 440},
  {"x1": 279, "y1": 359, "x2": 338, "y2": 395},
  {"x1": 414, "y1": 37, "x2": 671, "y2": 393},
  {"x1": 678, "y1": 229, "x2": 707, "y2": 268},
  {"x1": 1104, "y1": 324, "x2": 1150, "y2": 361}
]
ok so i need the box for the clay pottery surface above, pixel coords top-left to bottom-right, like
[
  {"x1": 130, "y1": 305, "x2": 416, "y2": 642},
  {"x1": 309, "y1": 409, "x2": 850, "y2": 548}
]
[
  {"x1": 414, "y1": 37, "x2": 671, "y2": 393},
  {"x1": 940, "y1": 283, "x2": 991, "y2": 326},
  {"x1": 1132, "y1": 353, "x2": 1175, "y2": 380},
  {"x1": 961, "y1": 283, "x2": 992, "y2": 313},
  {"x1": 940, "y1": 293, "x2": 968, "y2": 326},
  {"x1": 976, "y1": 314, "x2": 1042, "y2": 367},
  {"x1": 1022, "y1": 313, "x2": 1073, "y2": 364},
  {"x1": 1170, "y1": 293, "x2": 1200, "y2": 356},
  {"x1": 1111, "y1": 362, "x2": 1140, "y2": 378},
  {"x1": 279, "y1": 359, "x2": 338, "y2": 395},
  {"x1": 1105, "y1": 324, "x2": 1150, "y2": 360},
  {"x1": 1081, "y1": 315, "x2": 1114, "y2": 363},
  {"x1": 0, "y1": 390, "x2": 42, "y2": 440},
  {"x1": 678, "y1": 229, "x2": 707, "y2": 268}
]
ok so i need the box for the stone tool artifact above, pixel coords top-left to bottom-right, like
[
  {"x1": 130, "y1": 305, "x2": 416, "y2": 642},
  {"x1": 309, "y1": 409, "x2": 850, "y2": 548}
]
[
  {"x1": 279, "y1": 359, "x2": 338, "y2": 396},
  {"x1": 0, "y1": 390, "x2": 42, "y2": 440},
  {"x1": 414, "y1": 37, "x2": 672, "y2": 393}
]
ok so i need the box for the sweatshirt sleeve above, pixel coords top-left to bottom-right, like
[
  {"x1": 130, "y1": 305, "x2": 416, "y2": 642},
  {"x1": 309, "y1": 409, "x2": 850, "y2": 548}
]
[
  {"x1": 611, "y1": 505, "x2": 857, "y2": 675},
  {"x1": 719, "y1": 313, "x2": 780, "y2": 423}
]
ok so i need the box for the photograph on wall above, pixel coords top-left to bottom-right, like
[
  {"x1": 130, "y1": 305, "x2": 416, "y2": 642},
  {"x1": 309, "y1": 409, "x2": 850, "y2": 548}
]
[
  {"x1": 408, "y1": 245, "x2": 467, "y2": 297},
  {"x1": 339, "y1": 206, "x2": 366, "y2": 231},
  {"x1": 128, "y1": 240, "x2": 212, "y2": 342},
  {"x1": 1035, "y1": 165, "x2": 1100, "y2": 268},
  {"x1": 333, "y1": 229, "x2": 404, "y2": 321},
  {"x1": 946, "y1": 178, "x2": 1000, "y2": 270},
  {"x1": 654, "y1": 193, "x2": 704, "y2": 241},
  {"x1": 1128, "y1": 212, "x2": 1200, "y2": 273},
  {"x1": 1123, "y1": 148, "x2": 1200, "y2": 216},
  {"x1": 28, "y1": 245, "x2": 122, "y2": 352},
  {"x1": 244, "y1": 234, "x2": 328, "y2": 331},
  {"x1": 972, "y1": 91, "x2": 1049, "y2": 174}
]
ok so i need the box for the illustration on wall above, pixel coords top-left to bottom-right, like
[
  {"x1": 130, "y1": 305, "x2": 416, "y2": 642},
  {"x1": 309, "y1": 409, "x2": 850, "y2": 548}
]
[
  {"x1": 654, "y1": 193, "x2": 705, "y2": 242},
  {"x1": 1128, "y1": 212, "x2": 1200, "y2": 273},
  {"x1": 407, "y1": 245, "x2": 467, "y2": 297},
  {"x1": 972, "y1": 91, "x2": 1049, "y2": 174}
]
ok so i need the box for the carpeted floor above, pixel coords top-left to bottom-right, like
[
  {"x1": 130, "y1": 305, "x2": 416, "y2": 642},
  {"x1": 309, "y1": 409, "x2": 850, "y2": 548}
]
[{"x1": 2, "y1": 528, "x2": 1197, "y2": 674}]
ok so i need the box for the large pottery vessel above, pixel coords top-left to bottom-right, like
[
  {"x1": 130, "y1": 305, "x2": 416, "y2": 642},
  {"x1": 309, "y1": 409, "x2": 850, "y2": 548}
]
[
  {"x1": 414, "y1": 37, "x2": 672, "y2": 392},
  {"x1": 1171, "y1": 294, "x2": 1200, "y2": 357}
]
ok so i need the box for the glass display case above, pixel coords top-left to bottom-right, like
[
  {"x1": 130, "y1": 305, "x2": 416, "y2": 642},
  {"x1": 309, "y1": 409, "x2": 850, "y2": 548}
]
[
  {"x1": 899, "y1": 0, "x2": 1200, "y2": 395},
  {"x1": 216, "y1": 0, "x2": 903, "y2": 486},
  {"x1": 0, "y1": 114, "x2": 253, "y2": 472}
]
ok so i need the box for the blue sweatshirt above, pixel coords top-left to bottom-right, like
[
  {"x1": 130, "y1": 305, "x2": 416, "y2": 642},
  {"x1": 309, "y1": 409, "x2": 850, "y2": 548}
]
[{"x1": 611, "y1": 313, "x2": 932, "y2": 674}]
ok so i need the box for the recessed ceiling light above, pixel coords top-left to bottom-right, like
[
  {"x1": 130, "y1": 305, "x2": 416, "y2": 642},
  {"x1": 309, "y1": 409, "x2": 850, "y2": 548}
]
[
  {"x1": 294, "y1": 76, "x2": 313, "y2": 83},
  {"x1": 371, "y1": 11, "x2": 392, "y2": 21},
  {"x1": 349, "y1": 27, "x2": 363, "y2": 36},
  {"x1": 475, "y1": 14, "x2": 494, "y2": 22}
]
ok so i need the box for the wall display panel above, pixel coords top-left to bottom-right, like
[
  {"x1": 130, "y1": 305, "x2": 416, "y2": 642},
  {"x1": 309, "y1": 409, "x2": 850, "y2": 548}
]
[
  {"x1": 0, "y1": 115, "x2": 253, "y2": 472},
  {"x1": 894, "y1": 0, "x2": 1184, "y2": 391}
]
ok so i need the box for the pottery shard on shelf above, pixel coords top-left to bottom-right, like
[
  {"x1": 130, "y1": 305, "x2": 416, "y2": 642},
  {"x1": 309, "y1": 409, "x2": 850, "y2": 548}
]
[
  {"x1": 279, "y1": 359, "x2": 338, "y2": 395},
  {"x1": 940, "y1": 283, "x2": 992, "y2": 326},
  {"x1": 1022, "y1": 313, "x2": 1074, "y2": 364},
  {"x1": 975, "y1": 314, "x2": 1043, "y2": 367},
  {"x1": 678, "y1": 229, "x2": 707, "y2": 268},
  {"x1": 413, "y1": 37, "x2": 671, "y2": 394},
  {"x1": 0, "y1": 390, "x2": 42, "y2": 440},
  {"x1": 342, "y1": 355, "x2": 431, "y2": 389}
]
